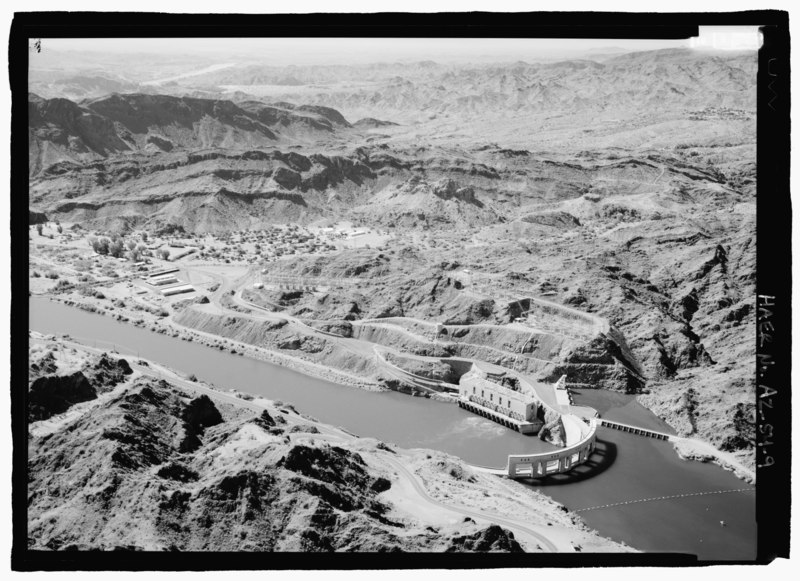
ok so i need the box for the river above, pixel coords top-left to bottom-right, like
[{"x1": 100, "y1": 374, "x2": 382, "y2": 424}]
[
  {"x1": 28, "y1": 297, "x2": 558, "y2": 464},
  {"x1": 28, "y1": 297, "x2": 756, "y2": 560}
]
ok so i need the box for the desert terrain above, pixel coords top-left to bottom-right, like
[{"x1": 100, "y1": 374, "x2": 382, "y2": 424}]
[{"x1": 27, "y1": 45, "x2": 757, "y2": 553}]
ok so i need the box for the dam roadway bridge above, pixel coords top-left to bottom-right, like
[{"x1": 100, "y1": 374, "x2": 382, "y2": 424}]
[{"x1": 596, "y1": 419, "x2": 671, "y2": 441}]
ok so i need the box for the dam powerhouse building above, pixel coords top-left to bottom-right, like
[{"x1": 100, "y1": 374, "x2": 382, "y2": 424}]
[{"x1": 457, "y1": 363, "x2": 544, "y2": 434}]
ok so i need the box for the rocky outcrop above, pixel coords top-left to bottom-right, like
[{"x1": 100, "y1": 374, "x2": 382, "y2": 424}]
[
  {"x1": 27, "y1": 349, "x2": 136, "y2": 422},
  {"x1": 278, "y1": 444, "x2": 388, "y2": 510},
  {"x1": 28, "y1": 372, "x2": 543, "y2": 552},
  {"x1": 180, "y1": 395, "x2": 224, "y2": 452},
  {"x1": 520, "y1": 211, "x2": 581, "y2": 229},
  {"x1": 353, "y1": 117, "x2": 398, "y2": 128},
  {"x1": 28, "y1": 372, "x2": 97, "y2": 421},
  {"x1": 29, "y1": 209, "x2": 49, "y2": 224},
  {"x1": 538, "y1": 409, "x2": 566, "y2": 447},
  {"x1": 310, "y1": 321, "x2": 353, "y2": 338},
  {"x1": 720, "y1": 402, "x2": 756, "y2": 452},
  {"x1": 277, "y1": 335, "x2": 326, "y2": 353},
  {"x1": 296, "y1": 104, "x2": 352, "y2": 128},
  {"x1": 86, "y1": 353, "x2": 133, "y2": 390},
  {"x1": 29, "y1": 349, "x2": 58, "y2": 379},
  {"x1": 445, "y1": 525, "x2": 524, "y2": 552},
  {"x1": 384, "y1": 353, "x2": 458, "y2": 384}
]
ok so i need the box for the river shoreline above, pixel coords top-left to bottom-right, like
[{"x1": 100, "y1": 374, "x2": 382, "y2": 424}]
[
  {"x1": 47, "y1": 294, "x2": 386, "y2": 393},
  {"x1": 28, "y1": 296, "x2": 758, "y2": 559},
  {"x1": 40, "y1": 293, "x2": 754, "y2": 482},
  {"x1": 671, "y1": 438, "x2": 756, "y2": 484}
]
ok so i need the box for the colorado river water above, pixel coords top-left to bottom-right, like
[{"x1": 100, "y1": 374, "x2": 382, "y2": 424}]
[
  {"x1": 28, "y1": 298, "x2": 558, "y2": 464},
  {"x1": 28, "y1": 297, "x2": 756, "y2": 560}
]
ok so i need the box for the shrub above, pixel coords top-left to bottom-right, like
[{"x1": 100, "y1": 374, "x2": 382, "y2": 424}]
[
  {"x1": 601, "y1": 204, "x2": 641, "y2": 221},
  {"x1": 108, "y1": 239, "x2": 125, "y2": 258},
  {"x1": 93, "y1": 237, "x2": 111, "y2": 255}
]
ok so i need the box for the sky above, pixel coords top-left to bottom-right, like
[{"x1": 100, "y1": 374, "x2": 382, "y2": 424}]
[{"x1": 33, "y1": 28, "x2": 760, "y2": 66}]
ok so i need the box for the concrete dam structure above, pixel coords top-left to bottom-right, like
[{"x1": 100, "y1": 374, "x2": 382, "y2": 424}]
[
  {"x1": 506, "y1": 416, "x2": 598, "y2": 478},
  {"x1": 468, "y1": 415, "x2": 599, "y2": 479}
]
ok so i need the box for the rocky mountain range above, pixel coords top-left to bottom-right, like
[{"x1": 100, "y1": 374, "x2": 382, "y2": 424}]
[{"x1": 30, "y1": 49, "x2": 756, "y2": 123}]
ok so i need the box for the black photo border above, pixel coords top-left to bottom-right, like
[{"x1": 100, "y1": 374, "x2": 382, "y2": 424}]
[{"x1": 9, "y1": 9, "x2": 791, "y2": 571}]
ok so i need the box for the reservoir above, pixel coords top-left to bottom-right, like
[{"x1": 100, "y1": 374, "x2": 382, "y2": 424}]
[{"x1": 28, "y1": 297, "x2": 756, "y2": 560}]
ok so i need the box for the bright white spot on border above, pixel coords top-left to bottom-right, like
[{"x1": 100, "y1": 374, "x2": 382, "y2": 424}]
[{"x1": 690, "y1": 26, "x2": 762, "y2": 51}]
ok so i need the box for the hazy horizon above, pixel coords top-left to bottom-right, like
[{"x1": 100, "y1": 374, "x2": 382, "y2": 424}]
[{"x1": 34, "y1": 37, "x2": 689, "y2": 63}]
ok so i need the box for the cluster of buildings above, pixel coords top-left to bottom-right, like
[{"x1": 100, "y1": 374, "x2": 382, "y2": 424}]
[
  {"x1": 251, "y1": 227, "x2": 335, "y2": 258},
  {"x1": 146, "y1": 267, "x2": 194, "y2": 296}
]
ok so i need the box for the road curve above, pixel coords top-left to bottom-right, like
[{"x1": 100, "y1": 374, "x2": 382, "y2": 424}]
[{"x1": 380, "y1": 454, "x2": 560, "y2": 552}]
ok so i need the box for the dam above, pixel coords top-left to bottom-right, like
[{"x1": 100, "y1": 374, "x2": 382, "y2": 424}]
[
  {"x1": 371, "y1": 326, "x2": 604, "y2": 479},
  {"x1": 506, "y1": 417, "x2": 597, "y2": 478}
]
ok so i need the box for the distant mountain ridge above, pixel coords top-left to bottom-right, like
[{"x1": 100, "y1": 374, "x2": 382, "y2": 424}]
[
  {"x1": 28, "y1": 93, "x2": 354, "y2": 175},
  {"x1": 172, "y1": 48, "x2": 757, "y2": 121},
  {"x1": 27, "y1": 48, "x2": 757, "y2": 234},
  {"x1": 29, "y1": 49, "x2": 757, "y2": 125}
]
